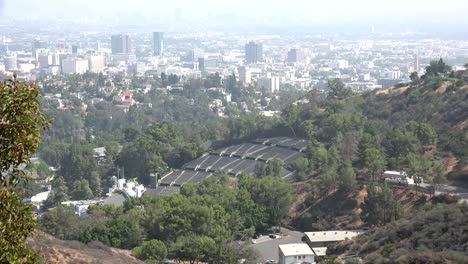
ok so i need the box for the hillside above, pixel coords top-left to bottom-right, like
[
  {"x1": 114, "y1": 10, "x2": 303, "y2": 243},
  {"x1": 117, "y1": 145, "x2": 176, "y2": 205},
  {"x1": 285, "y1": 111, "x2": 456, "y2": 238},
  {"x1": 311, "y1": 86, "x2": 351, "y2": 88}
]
[
  {"x1": 286, "y1": 71, "x2": 468, "y2": 231},
  {"x1": 330, "y1": 204, "x2": 468, "y2": 263},
  {"x1": 289, "y1": 183, "x2": 431, "y2": 231},
  {"x1": 29, "y1": 231, "x2": 143, "y2": 264},
  {"x1": 362, "y1": 76, "x2": 468, "y2": 180}
]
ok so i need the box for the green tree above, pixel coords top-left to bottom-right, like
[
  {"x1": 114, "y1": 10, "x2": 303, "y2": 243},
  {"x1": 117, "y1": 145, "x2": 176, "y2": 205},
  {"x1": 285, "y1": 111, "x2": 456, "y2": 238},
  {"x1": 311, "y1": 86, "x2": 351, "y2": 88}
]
[
  {"x1": 362, "y1": 146, "x2": 386, "y2": 180},
  {"x1": 327, "y1": 78, "x2": 352, "y2": 100},
  {"x1": 80, "y1": 218, "x2": 144, "y2": 249},
  {"x1": 265, "y1": 159, "x2": 284, "y2": 177},
  {"x1": 361, "y1": 181, "x2": 401, "y2": 226},
  {"x1": 338, "y1": 160, "x2": 357, "y2": 192},
  {"x1": 254, "y1": 162, "x2": 266, "y2": 177},
  {"x1": 132, "y1": 239, "x2": 167, "y2": 263},
  {"x1": 239, "y1": 176, "x2": 293, "y2": 230},
  {"x1": 37, "y1": 205, "x2": 82, "y2": 240},
  {"x1": 431, "y1": 161, "x2": 447, "y2": 194},
  {"x1": 410, "y1": 72, "x2": 419, "y2": 82},
  {"x1": 44, "y1": 176, "x2": 69, "y2": 207},
  {"x1": 300, "y1": 120, "x2": 316, "y2": 140},
  {"x1": 281, "y1": 104, "x2": 301, "y2": 136},
  {"x1": 71, "y1": 179, "x2": 94, "y2": 200},
  {"x1": 169, "y1": 235, "x2": 217, "y2": 263},
  {"x1": 406, "y1": 153, "x2": 433, "y2": 188},
  {"x1": 306, "y1": 143, "x2": 328, "y2": 174},
  {"x1": 291, "y1": 158, "x2": 310, "y2": 180},
  {"x1": 0, "y1": 78, "x2": 48, "y2": 262},
  {"x1": 59, "y1": 144, "x2": 97, "y2": 183},
  {"x1": 425, "y1": 58, "x2": 451, "y2": 77},
  {"x1": 407, "y1": 122, "x2": 437, "y2": 146}
]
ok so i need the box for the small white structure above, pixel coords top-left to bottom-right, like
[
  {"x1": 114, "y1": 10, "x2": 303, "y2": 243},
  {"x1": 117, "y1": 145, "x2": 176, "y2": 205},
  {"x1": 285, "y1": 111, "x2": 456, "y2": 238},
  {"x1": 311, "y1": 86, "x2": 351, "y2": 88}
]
[
  {"x1": 107, "y1": 176, "x2": 146, "y2": 198},
  {"x1": 30, "y1": 191, "x2": 50, "y2": 208},
  {"x1": 61, "y1": 200, "x2": 101, "y2": 217},
  {"x1": 279, "y1": 243, "x2": 315, "y2": 264},
  {"x1": 304, "y1": 230, "x2": 363, "y2": 256},
  {"x1": 383, "y1": 171, "x2": 415, "y2": 185}
]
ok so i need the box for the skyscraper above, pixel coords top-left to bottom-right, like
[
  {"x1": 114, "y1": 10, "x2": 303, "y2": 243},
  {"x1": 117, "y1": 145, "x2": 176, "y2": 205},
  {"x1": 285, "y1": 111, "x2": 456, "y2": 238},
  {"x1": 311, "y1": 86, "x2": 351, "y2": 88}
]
[
  {"x1": 414, "y1": 53, "x2": 420, "y2": 73},
  {"x1": 245, "y1": 41, "x2": 263, "y2": 64},
  {"x1": 111, "y1": 34, "x2": 131, "y2": 54},
  {"x1": 72, "y1": 45, "x2": 79, "y2": 54},
  {"x1": 153, "y1": 32, "x2": 164, "y2": 56},
  {"x1": 4, "y1": 54, "x2": 18, "y2": 71},
  {"x1": 198, "y1": 57, "x2": 205, "y2": 72},
  {"x1": 287, "y1": 49, "x2": 303, "y2": 64}
]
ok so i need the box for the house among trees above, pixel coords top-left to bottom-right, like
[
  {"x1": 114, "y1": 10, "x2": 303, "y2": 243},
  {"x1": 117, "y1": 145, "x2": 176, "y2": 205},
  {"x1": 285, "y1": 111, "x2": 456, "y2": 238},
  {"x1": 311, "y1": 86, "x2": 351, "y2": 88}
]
[
  {"x1": 93, "y1": 147, "x2": 107, "y2": 164},
  {"x1": 278, "y1": 243, "x2": 315, "y2": 264},
  {"x1": 383, "y1": 170, "x2": 415, "y2": 185}
]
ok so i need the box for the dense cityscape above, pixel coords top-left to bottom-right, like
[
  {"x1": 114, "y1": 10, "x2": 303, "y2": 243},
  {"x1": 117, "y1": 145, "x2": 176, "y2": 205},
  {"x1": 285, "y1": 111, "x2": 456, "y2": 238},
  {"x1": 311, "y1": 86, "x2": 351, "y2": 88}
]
[{"x1": 1, "y1": 1, "x2": 468, "y2": 263}]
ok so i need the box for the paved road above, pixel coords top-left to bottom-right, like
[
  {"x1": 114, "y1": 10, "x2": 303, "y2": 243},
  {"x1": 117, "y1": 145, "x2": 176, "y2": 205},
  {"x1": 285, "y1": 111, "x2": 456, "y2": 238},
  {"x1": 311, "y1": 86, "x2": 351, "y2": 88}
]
[
  {"x1": 250, "y1": 228, "x2": 304, "y2": 263},
  {"x1": 436, "y1": 184, "x2": 468, "y2": 202},
  {"x1": 419, "y1": 182, "x2": 468, "y2": 202}
]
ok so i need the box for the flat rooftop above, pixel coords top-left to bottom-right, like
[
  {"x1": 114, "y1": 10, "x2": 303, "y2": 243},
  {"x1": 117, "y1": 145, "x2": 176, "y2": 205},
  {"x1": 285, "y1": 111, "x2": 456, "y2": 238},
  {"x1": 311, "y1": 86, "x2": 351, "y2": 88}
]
[
  {"x1": 279, "y1": 243, "x2": 314, "y2": 257},
  {"x1": 304, "y1": 230, "x2": 363, "y2": 243}
]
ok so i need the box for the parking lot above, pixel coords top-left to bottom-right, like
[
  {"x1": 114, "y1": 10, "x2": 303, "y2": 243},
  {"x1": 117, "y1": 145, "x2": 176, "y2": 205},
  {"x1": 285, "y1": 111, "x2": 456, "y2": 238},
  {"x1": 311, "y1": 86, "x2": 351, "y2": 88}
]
[{"x1": 250, "y1": 228, "x2": 304, "y2": 263}]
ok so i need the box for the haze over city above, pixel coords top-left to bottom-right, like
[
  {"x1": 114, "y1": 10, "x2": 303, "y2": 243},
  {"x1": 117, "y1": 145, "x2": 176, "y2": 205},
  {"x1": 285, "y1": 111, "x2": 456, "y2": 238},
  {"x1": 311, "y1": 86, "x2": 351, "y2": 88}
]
[
  {"x1": 2, "y1": 0, "x2": 468, "y2": 27},
  {"x1": 1, "y1": 0, "x2": 468, "y2": 263}
]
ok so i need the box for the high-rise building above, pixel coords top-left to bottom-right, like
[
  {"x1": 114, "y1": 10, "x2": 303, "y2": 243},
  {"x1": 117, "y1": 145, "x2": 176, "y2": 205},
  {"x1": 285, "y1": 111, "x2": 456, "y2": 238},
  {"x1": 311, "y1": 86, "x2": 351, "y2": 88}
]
[
  {"x1": 245, "y1": 41, "x2": 263, "y2": 64},
  {"x1": 414, "y1": 53, "x2": 420, "y2": 73},
  {"x1": 87, "y1": 55, "x2": 106, "y2": 73},
  {"x1": 287, "y1": 48, "x2": 304, "y2": 64},
  {"x1": 32, "y1": 39, "x2": 48, "y2": 56},
  {"x1": 257, "y1": 76, "x2": 280, "y2": 93},
  {"x1": 186, "y1": 48, "x2": 204, "y2": 62},
  {"x1": 153, "y1": 32, "x2": 164, "y2": 56},
  {"x1": 38, "y1": 53, "x2": 52, "y2": 68},
  {"x1": 72, "y1": 45, "x2": 79, "y2": 54},
  {"x1": 198, "y1": 57, "x2": 205, "y2": 72},
  {"x1": 238, "y1": 66, "x2": 252, "y2": 84},
  {"x1": 111, "y1": 34, "x2": 131, "y2": 54},
  {"x1": 4, "y1": 54, "x2": 18, "y2": 71},
  {"x1": 62, "y1": 57, "x2": 89, "y2": 74}
]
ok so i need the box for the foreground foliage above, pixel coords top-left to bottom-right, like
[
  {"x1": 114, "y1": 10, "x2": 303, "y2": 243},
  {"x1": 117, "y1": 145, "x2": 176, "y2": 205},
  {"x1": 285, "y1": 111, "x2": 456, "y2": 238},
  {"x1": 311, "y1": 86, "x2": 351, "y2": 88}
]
[{"x1": 0, "y1": 78, "x2": 48, "y2": 262}]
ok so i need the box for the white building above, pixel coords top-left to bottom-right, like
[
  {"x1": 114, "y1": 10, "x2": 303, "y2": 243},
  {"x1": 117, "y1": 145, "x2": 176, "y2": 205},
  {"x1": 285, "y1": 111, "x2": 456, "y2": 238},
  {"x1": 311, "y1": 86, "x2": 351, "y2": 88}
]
[
  {"x1": 30, "y1": 191, "x2": 51, "y2": 209},
  {"x1": 331, "y1": 59, "x2": 349, "y2": 69},
  {"x1": 279, "y1": 244, "x2": 315, "y2": 264},
  {"x1": 107, "y1": 176, "x2": 146, "y2": 198},
  {"x1": 304, "y1": 230, "x2": 363, "y2": 256},
  {"x1": 4, "y1": 54, "x2": 18, "y2": 71},
  {"x1": 62, "y1": 57, "x2": 89, "y2": 74},
  {"x1": 257, "y1": 76, "x2": 280, "y2": 93},
  {"x1": 87, "y1": 55, "x2": 106, "y2": 73},
  {"x1": 61, "y1": 200, "x2": 101, "y2": 217},
  {"x1": 385, "y1": 70, "x2": 402, "y2": 79},
  {"x1": 383, "y1": 171, "x2": 415, "y2": 185},
  {"x1": 238, "y1": 66, "x2": 252, "y2": 84}
]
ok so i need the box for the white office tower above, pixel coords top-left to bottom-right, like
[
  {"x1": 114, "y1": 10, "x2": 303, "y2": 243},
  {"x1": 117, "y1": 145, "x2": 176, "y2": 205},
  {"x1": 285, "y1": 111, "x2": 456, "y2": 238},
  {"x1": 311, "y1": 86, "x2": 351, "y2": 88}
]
[
  {"x1": 87, "y1": 55, "x2": 106, "y2": 73},
  {"x1": 238, "y1": 66, "x2": 252, "y2": 84},
  {"x1": 62, "y1": 57, "x2": 89, "y2": 74},
  {"x1": 257, "y1": 76, "x2": 280, "y2": 93}
]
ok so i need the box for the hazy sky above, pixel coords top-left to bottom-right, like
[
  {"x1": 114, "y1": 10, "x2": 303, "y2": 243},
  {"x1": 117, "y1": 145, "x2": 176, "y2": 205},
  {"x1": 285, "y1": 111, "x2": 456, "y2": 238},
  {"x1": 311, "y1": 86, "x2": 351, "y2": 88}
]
[{"x1": 2, "y1": 0, "x2": 468, "y2": 25}]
